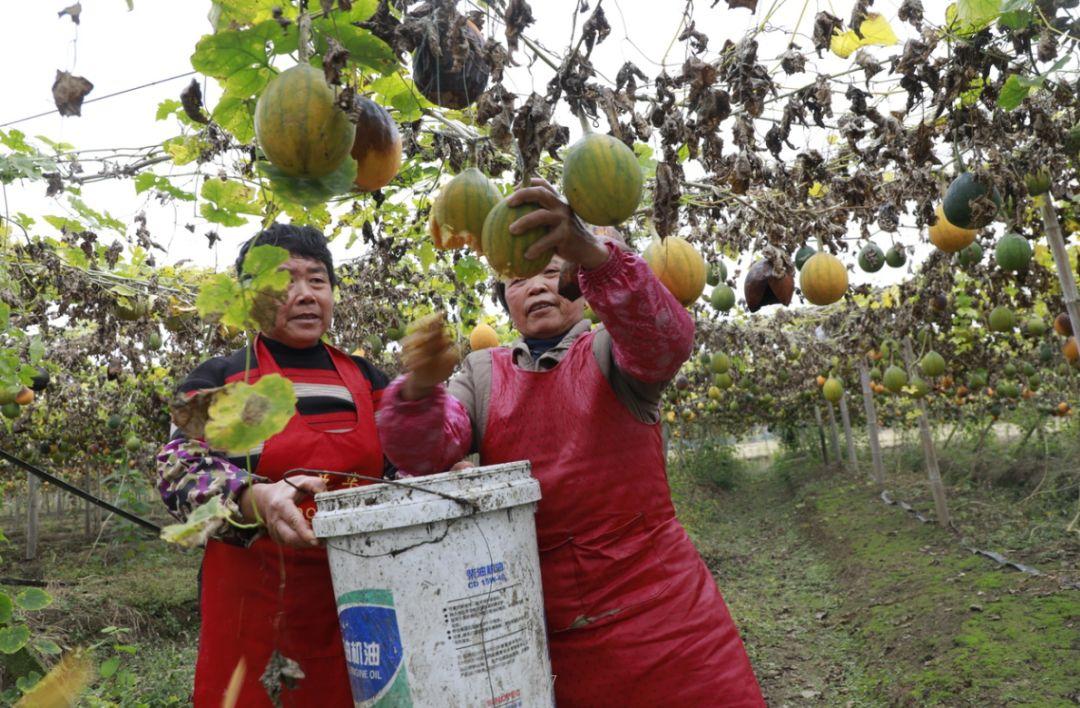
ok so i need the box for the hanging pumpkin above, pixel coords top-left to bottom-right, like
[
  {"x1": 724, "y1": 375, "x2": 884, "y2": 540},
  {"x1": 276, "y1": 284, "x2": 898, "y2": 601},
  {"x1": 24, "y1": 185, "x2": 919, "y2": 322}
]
[
  {"x1": 942, "y1": 172, "x2": 1001, "y2": 229},
  {"x1": 642, "y1": 236, "x2": 707, "y2": 307},
  {"x1": 349, "y1": 95, "x2": 402, "y2": 192},
  {"x1": 744, "y1": 259, "x2": 794, "y2": 312},
  {"x1": 430, "y1": 168, "x2": 501, "y2": 252},
  {"x1": 254, "y1": 64, "x2": 355, "y2": 178},
  {"x1": 561, "y1": 133, "x2": 643, "y2": 226},
  {"x1": 799, "y1": 252, "x2": 848, "y2": 306},
  {"x1": 928, "y1": 205, "x2": 976, "y2": 253},
  {"x1": 412, "y1": 17, "x2": 490, "y2": 109}
]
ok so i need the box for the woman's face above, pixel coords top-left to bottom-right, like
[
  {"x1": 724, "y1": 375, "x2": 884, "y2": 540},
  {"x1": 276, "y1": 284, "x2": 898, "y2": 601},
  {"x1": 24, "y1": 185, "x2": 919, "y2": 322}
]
[
  {"x1": 504, "y1": 256, "x2": 584, "y2": 339},
  {"x1": 263, "y1": 255, "x2": 334, "y2": 348}
]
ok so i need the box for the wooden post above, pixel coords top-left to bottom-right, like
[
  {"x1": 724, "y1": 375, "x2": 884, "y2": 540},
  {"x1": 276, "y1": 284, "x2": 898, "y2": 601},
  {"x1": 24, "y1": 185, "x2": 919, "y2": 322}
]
[
  {"x1": 813, "y1": 405, "x2": 829, "y2": 464},
  {"x1": 1040, "y1": 200, "x2": 1080, "y2": 341},
  {"x1": 902, "y1": 340, "x2": 951, "y2": 526},
  {"x1": 826, "y1": 401, "x2": 843, "y2": 464},
  {"x1": 839, "y1": 392, "x2": 858, "y2": 469},
  {"x1": 25, "y1": 473, "x2": 39, "y2": 561},
  {"x1": 858, "y1": 361, "x2": 886, "y2": 487}
]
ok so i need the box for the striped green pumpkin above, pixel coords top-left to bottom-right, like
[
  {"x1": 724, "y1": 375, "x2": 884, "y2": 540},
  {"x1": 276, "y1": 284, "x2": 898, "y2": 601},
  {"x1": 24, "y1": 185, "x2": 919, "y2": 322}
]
[
  {"x1": 254, "y1": 64, "x2": 354, "y2": 178},
  {"x1": 481, "y1": 197, "x2": 552, "y2": 278},
  {"x1": 562, "y1": 134, "x2": 643, "y2": 226},
  {"x1": 429, "y1": 168, "x2": 501, "y2": 252}
]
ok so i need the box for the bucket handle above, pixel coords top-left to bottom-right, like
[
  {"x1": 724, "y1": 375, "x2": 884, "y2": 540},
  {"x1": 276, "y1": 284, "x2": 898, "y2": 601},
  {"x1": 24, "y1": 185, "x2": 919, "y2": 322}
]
[{"x1": 283, "y1": 468, "x2": 480, "y2": 513}]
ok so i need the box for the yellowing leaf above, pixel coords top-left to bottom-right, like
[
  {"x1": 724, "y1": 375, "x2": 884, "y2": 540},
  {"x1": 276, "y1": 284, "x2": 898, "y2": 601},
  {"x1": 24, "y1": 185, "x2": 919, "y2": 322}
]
[
  {"x1": 15, "y1": 649, "x2": 94, "y2": 708},
  {"x1": 882, "y1": 171, "x2": 896, "y2": 183},
  {"x1": 160, "y1": 496, "x2": 235, "y2": 548},
  {"x1": 808, "y1": 182, "x2": 828, "y2": 198},
  {"x1": 830, "y1": 14, "x2": 899, "y2": 59},
  {"x1": 205, "y1": 374, "x2": 296, "y2": 454}
]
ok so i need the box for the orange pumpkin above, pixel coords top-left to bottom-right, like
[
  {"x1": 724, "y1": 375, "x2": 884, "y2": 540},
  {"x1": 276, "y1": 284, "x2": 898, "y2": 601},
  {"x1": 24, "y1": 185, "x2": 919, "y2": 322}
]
[
  {"x1": 469, "y1": 323, "x2": 500, "y2": 351},
  {"x1": 928, "y1": 205, "x2": 976, "y2": 253},
  {"x1": 349, "y1": 95, "x2": 402, "y2": 192},
  {"x1": 1064, "y1": 336, "x2": 1079, "y2": 363},
  {"x1": 642, "y1": 236, "x2": 707, "y2": 307},
  {"x1": 799, "y1": 252, "x2": 848, "y2": 306}
]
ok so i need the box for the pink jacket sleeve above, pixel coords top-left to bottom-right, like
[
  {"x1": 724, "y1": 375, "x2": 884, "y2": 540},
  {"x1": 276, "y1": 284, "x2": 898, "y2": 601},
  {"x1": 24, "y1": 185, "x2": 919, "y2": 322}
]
[
  {"x1": 580, "y1": 241, "x2": 695, "y2": 383},
  {"x1": 375, "y1": 375, "x2": 474, "y2": 476}
]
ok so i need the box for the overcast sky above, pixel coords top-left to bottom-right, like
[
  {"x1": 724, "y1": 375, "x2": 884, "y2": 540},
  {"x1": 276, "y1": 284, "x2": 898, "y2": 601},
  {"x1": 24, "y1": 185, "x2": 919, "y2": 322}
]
[{"x1": 1, "y1": 0, "x2": 949, "y2": 291}]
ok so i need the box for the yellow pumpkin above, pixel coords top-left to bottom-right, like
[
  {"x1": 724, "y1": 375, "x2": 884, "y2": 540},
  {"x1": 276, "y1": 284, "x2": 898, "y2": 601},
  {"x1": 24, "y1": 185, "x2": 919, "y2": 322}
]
[
  {"x1": 928, "y1": 204, "x2": 976, "y2": 253},
  {"x1": 642, "y1": 236, "x2": 706, "y2": 307},
  {"x1": 469, "y1": 323, "x2": 500, "y2": 351},
  {"x1": 799, "y1": 252, "x2": 848, "y2": 306}
]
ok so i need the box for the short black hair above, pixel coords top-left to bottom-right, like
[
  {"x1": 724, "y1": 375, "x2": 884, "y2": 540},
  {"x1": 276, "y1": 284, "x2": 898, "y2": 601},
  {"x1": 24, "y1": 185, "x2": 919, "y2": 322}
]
[
  {"x1": 235, "y1": 223, "x2": 337, "y2": 287},
  {"x1": 492, "y1": 279, "x2": 509, "y2": 313}
]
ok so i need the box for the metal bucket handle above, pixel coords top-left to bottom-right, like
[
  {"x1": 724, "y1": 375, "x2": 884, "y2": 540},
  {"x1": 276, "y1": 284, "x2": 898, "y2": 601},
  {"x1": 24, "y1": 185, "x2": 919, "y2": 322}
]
[{"x1": 283, "y1": 468, "x2": 480, "y2": 513}]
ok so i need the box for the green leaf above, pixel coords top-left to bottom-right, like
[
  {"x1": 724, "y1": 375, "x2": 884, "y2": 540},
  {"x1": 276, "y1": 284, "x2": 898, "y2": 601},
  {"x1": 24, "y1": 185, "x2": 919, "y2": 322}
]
[
  {"x1": 160, "y1": 497, "x2": 235, "y2": 547},
  {"x1": 190, "y1": 27, "x2": 270, "y2": 79},
  {"x1": 998, "y1": 0, "x2": 1032, "y2": 28},
  {"x1": 242, "y1": 244, "x2": 290, "y2": 289},
  {"x1": 453, "y1": 255, "x2": 487, "y2": 286},
  {"x1": 27, "y1": 337, "x2": 44, "y2": 366},
  {"x1": 0, "y1": 624, "x2": 30, "y2": 654},
  {"x1": 205, "y1": 374, "x2": 296, "y2": 454},
  {"x1": 134, "y1": 173, "x2": 196, "y2": 201},
  {"x1": 31, "y1": 638, "x2": 62, "y2": 656},
  {"x1": 224, "y1": 66, "x2": 275, "y2": 98},
  {"x1": 99, "y1": 656, "x2": 120, "y2": 679},
  {"x1": 997, "y1": 74, "x2": 1043, "y2": 110},
  {"x1": 952, "y1": 0, "x2": 1001, "y2": 33},
  {"x1": 257, "y1": 157, "x2": 358, "y2": 208},
  {"x1": 195, "y1": 273, "x2": 247, "y2": 329},
  {"x1": 0, "y1": 592, "x2": 12, "y2": 624},
  {"x1": 314, "y1": 22, "x2": 397, "y2": 74},
  {"x1": 155, "y1": 99, "x2": 182, "y2": 121},
  {"x1": 200, "y1": 178, "x2": 262, "y2": 226},
  {"x1": 15, "y1": 588, "x2": 52, "y2": 612},
  {"x1": 211, "y1": 0, "x2": 292, "y2": 28},
  {"x1": 211, "y1": 95, "x2": 256, "y2": 144},
  {"x1": 163, "y1": 135, "x2": 206, "y2": 166},
  {"x1": 368, "y1": 73, "x2": 428, "y2": 123}
]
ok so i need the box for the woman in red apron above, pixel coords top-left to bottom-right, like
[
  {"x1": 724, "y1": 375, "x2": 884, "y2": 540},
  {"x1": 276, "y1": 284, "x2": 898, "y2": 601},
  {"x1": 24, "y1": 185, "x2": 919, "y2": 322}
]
[
  {"x1": 378, "y1": 181, "x2": 766, "y2": 706},
  {"x1": 157, "y1": 224, "x2": 387, "y2": 706}
]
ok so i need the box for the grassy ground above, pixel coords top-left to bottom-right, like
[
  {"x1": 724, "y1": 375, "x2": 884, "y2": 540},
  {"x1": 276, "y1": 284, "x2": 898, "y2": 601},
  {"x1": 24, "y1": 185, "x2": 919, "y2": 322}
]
[
  {"x1": 0, "y1": 517, "x2": 199, "y2": 704},
  {"x1": 1, "y1": 435, "x2": 1077, "y2": 705},
  {"x1": 670, "y1": 441, "x2": 1080, "y2": 706}
]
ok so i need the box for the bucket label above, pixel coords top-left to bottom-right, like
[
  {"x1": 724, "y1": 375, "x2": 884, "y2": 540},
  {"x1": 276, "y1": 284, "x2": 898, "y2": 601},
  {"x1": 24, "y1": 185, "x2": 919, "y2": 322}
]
[{"x1": 337, "y1": 589, "x2": 412, "y2": 707}]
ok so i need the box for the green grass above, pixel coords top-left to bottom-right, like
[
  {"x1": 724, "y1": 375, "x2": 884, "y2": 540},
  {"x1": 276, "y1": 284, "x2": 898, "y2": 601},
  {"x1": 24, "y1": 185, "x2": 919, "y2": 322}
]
[{"x1": 668, "y1": 438, "x2": 1080, "y2": 706}]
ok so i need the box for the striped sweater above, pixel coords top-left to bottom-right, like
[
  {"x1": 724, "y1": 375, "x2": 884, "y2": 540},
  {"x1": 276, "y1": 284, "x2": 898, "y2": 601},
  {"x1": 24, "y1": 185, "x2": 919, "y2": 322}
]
[{"x1": 156, "y1": 337, "x2": 391, "y2": 544}]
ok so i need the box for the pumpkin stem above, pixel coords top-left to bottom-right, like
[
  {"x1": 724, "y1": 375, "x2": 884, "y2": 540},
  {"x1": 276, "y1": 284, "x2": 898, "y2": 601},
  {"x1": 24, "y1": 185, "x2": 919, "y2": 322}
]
[
  {"x1": 576, "y1": 110, "x2": 593, "y2": 136},
  {"x1": 298, "y1": 5, "x2": 312, "y2": 64}
]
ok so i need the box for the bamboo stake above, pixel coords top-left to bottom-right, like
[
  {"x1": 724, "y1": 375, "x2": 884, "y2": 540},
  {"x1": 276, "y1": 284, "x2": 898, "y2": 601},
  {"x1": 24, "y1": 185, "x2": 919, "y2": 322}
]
[
  {"x1": 826, "y1": 401, "x2": 843, "y2": 465},
  {"x1": 1040, "y1": 200, "x2": 1080, "y2": 342},
  {"x1": 839, "y1": 391, "x2": 858, "y2": 469},
  {"x1": 25, "y1": 473, "x2": 39, "y2": 561},
  {"x1": 858, "y1": 361, "x2": 886, "y2": 487},
  {"x1": 902, "y1": 340, "x2": 951, "y2": 527},
  {"x1": 813, "y1": 405, "x2": 829, "y2": 464}
]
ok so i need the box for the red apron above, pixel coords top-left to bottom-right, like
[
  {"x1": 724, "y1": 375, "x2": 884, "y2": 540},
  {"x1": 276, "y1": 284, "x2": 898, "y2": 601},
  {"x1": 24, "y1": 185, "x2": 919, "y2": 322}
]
[
  {"x1": 480, "y1": 334, "x2": 765, "y2": 707},
  {"x1": 193, "y1": 336, "x2": 383, "y2": 707}
]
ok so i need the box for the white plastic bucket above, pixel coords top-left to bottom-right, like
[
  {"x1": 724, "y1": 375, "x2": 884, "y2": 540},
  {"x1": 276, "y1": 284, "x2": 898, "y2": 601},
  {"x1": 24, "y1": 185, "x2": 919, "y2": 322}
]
[{"x1": 313, "y1": 461, "x2": 554, "y2": 707}]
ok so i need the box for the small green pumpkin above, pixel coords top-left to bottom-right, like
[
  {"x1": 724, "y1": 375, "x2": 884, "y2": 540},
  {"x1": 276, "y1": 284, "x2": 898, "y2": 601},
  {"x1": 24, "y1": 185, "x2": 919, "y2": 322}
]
[
  {"x1": 858, "y1": 243, "x2": 885, "y2": 273},
  {"x1": 994, "y1": 233, "x2": 1033, "y2": 272},
  {"x1": 942, "y1": 172, "x2": 1001, "y2": 229}
]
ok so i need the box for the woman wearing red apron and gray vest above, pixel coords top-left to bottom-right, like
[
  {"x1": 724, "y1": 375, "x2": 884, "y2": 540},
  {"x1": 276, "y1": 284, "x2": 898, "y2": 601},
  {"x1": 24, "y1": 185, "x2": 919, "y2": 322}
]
[
  {"x1": 377, "y1": 180, "x2": 766, "y2": 706},
  {"x1": 156, "y1": 224, "x2": 387, "y2": 706}
]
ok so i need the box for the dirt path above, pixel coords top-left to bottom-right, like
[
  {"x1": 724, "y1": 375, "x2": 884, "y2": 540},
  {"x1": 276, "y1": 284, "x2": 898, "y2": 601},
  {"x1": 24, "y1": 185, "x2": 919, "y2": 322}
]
[
  {"x1": 672, "y1": 461, "x2": 873, "y2": 705},
  {"x1": 670, "y1": 457, "x2": 1080, "y2": 706}
]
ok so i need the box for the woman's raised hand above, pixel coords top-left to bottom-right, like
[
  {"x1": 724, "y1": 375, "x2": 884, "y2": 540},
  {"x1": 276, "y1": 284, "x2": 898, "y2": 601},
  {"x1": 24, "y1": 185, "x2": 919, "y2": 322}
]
[
  {"x1": 507, "y1": 178, "x2": 610, "y2": 270},
  {"x1": 401, "y1": 312, "x2": 460, "y2": 400}
]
